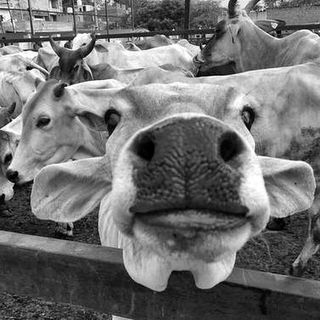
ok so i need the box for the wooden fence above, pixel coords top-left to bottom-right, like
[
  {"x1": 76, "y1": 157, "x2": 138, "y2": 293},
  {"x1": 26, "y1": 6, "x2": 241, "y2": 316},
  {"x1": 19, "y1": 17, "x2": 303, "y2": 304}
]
[{"x1": 0, "y1": 230, "x2": 319, "y2": 319}]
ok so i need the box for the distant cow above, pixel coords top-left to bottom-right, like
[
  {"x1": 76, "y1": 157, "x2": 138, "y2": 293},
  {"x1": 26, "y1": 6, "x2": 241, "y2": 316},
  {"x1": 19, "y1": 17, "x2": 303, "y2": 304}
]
[
  {"x1": 71, "y1": 33, "x2": 196, "y2": 70},
  {"x1": 194, "y1": 0, "x2": 320, "y2": 74},
  {"x1": 129, "y1": 34, "x2": 173, "y2": 50},
  {"x1": 0, "y1": 45, "x2": 23, "y2": 56},
  {"x1": 29, "y1": 81, "x2": 314, "y2": 291},
  {"x1": 47, "y1": 35, "x2": 196, "y2": 84}
]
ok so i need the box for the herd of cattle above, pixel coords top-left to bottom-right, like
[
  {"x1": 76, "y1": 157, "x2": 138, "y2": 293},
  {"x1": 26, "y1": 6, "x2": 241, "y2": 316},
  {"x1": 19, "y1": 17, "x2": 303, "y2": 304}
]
[{"x1": 0, "y1": 0, "x2": 320, "y2": 292}]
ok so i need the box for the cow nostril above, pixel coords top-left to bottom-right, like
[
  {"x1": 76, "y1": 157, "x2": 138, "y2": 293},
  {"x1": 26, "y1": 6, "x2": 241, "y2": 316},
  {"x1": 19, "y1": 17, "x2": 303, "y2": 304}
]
[
  {"x1": 6, "y1": 170, "x2": 19, "y2": 183},
  {"x1": 0, "y1": 194, "x2": 4, "y2": 203},
  {"x1": 219, "y1": 131, "x2": 243, "y2": 162},
  {"x1": 133, "y1": 134, "x2": 155, "y2": 162}
]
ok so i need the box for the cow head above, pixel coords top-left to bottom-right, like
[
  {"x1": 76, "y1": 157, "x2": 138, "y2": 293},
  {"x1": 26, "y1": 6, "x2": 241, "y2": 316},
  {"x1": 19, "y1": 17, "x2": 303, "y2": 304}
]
[
  {"x1": 49, "y1": 35, "x2": 96, "y2": 84},
  {"x1": 194, "y1": 0, "x2": 278, "y2": 74},
  {"x1": 30, "y1": 82, "x2": 315, "y2": 291},
  {"x1": 0, "y1": 129, "x2": 18, "y2": 202},
  {"x1": 6, "y1": 80, "x2": 109, "y2": 184},
  {"x1": 0, "y1": 103, "x2": 15, "y2": 128}
]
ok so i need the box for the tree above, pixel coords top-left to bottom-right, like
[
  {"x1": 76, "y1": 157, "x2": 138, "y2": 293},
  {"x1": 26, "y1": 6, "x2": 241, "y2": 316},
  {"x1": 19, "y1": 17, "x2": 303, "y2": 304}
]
[
  {"x1": 190, "y1": 0, "x2": 223, "y2": 29},
  {"x1": 134, "y1": 0, "x2": 223, "y2": 31},
  {"x1": 135, "y1": 0, "x2": 184, "y2": 31},
  {"x1": 264, "y1": 0, "x2": 320, "y2": 8}
]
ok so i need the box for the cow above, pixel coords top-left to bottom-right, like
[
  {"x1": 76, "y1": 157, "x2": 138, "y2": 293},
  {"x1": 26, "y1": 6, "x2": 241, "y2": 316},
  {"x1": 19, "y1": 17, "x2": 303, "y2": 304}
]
[
  {"x1": 124, "y1": 42, "x2": 141, "y2": 51},
  {"x1": 115, "y1": 61, "x2": 320, "y2": 275},
  {"x1": 6, "y1": 80, "x2": 109, "y2": 184},
  {"x1": 70, "y1": 33, "x2": 196, "y2": 71},
  {"x1": 0, "y1": 70, "x2": 45, "y2": 118},
  {"x1": 128, "y1": 34, "x2": 173, "y2": 50},
  {"x1": 0, "y1": 52, "x2": 49, "y2": 76},
  {"x1": 194, "y1": 0, "x2": 320, "y2": 74},
  {"x1": 0, "y1": 45, "x2": 23, "y2": 56},
  {"x1": 47, "y1": 35, "x2": 195, "y2": 84},
  {"x1": 29, "y1": 81, "x2": 315, "y2": 291},
  {"x1": 0, "y1": 103, "x2": 15, "y2": 128},
  {"x1": 0, "y1": 113, "x2": 20, "y2": 217}
]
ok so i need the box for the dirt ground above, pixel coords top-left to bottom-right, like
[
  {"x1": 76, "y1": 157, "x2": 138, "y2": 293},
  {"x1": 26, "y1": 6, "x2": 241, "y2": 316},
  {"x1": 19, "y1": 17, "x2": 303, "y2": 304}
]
[{"x1": 0, "y1": 183, "x2": 319, "y2": 319}]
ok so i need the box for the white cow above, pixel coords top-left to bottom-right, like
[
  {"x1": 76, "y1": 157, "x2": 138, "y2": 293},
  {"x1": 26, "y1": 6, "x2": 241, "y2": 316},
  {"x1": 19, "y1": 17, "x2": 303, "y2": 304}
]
[
  {"x1": 72, "y1": 33, "x2": 196, "y2": 72},
  {"x1": 194, "y1": 0, "x2": 320, "y2": 74},
  {"x1": 29, "y1": 81, "x2": 314, "y2": 291}
]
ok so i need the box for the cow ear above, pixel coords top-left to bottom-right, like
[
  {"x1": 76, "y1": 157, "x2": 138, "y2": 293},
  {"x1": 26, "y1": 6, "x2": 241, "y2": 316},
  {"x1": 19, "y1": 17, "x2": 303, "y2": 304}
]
[
  {"x1": 68, "y1": 87, "x2": 120, "y2": 131},
  {"x1": 259, "y1": 156, "x2": 315, "y2": 218},
  {"x1": 49, "y1": 66, "x2": 61, "y2": 81},
  {"x1": 1, "y1": 114, "x2": 22, "y2": 138},
  {"x1": 31, "y1": 156, "x2": 111, "y2": 223},
  {"x1": 7, "y1": 102, "x2": 16, "y2": 115}
]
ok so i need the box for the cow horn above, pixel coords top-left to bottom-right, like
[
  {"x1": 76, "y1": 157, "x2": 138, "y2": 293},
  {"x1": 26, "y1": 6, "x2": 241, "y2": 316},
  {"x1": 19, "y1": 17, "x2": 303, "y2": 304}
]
[
  {"x1": 49, "y1": 36, "x2": 65, "y2": 57},
  {"x1": 228, "y1": 0, "x2": 239, "y2": 18},
  {"x1": 53, "y1": 82, "x2": 68, "y2": 98},
  {"x1": 77, "y1": 33, "x2": 96, "y2": 59},
  {"x1": 245, "y1": 0, "x2": 260, "y2": 13}
]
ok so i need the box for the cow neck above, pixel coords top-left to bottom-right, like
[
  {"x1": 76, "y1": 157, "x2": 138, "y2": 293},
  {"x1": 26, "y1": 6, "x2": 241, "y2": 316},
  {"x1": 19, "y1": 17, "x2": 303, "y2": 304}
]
[{"x1": 237, "y1": 22, "x2": 281, "y2": 72}]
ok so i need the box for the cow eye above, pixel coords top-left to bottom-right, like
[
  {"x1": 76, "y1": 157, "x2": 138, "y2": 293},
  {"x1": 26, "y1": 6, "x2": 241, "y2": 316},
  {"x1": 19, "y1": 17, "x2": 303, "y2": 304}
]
[
  {"x1": 36, "y1": 117, "x2": 51, "y2": 128},
  {"x1": 241, "y1": 106, "x2": 255, "y2": 131},
  {"x1": 105, "y1": 109, "x2": 121, "y2": 135}
]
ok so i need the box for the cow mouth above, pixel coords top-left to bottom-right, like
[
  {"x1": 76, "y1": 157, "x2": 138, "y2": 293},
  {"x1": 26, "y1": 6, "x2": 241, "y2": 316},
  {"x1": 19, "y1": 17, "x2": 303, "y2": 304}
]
[
  {"x1": 135, "y1": 207, "x2": 248, "y2": 232},
  {"x1": 131, "y1": 205, "x2": 249, "y2": 258},
  {"x1": 124, "y1": 207, "x2": 249, "y2": 292}
]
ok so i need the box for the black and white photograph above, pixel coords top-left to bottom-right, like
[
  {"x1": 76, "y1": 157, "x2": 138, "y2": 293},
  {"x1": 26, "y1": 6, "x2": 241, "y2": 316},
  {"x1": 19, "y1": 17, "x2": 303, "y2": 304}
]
[{"x1": 0, "y1": 0, "x2": 319, "y2": 319}]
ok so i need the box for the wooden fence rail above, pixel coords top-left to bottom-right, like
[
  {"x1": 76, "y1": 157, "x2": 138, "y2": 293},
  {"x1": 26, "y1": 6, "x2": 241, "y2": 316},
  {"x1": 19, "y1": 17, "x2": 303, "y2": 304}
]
[{"x1": 0, "y1": 230, "x2": 319, "y2": 319}]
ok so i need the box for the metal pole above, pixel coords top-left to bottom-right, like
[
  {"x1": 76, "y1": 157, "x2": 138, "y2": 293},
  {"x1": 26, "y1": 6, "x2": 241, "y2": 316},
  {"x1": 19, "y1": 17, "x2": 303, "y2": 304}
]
[
  {"x1": 184, "y1": 0, "x2": 191, "y2": 39},
  {"x1": 6, "y1": 0, "x2": 15, "y2": 33},
  {"x1": 105, "y1": 0, "x2": 110, "y2": 42},
  {"x1": 93, "y1": 0, "x2": 98, "y2": 29},
  {"x1": 27, "y1": 0, "x2": 34, "y2": 35},
  {"x1": 131, "y1": 0, "x2": 134, "y2": 30},
  {"x1": 71, "y1": 0, "x2": 77, "y2": 35}
]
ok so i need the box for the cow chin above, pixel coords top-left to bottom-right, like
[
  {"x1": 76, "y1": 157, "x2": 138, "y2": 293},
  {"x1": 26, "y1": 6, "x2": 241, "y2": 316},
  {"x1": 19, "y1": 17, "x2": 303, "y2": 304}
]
[
  {"x1": 119, "y1": 204, "x2": 266, "y2": 292},
  {"x1": 109, "y1": 168, "x2": 270, "y2": 292}
]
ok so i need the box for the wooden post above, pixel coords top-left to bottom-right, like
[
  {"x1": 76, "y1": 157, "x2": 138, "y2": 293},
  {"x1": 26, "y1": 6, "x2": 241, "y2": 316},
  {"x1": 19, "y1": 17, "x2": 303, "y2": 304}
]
[
  {"x1": 93, "y1": 0, "x2": 98, "y2": 29},
  {"x1": 0, "y1": 231, "x2": 320, "y2": 319},
  {"x1": 105, "y1": 0, "x2": 110, "y2": 42},
  {"x1": 27, "y1": 0, "x2": 34, "y2": 35},
  {"x1": 184, "y1": 0, "x2": 191, "y2": 39},
  {"x1": 71, "y1": 0, "x2": 77, "y2": 35},
  {"x1": 131, "y1": 0, "x2": 134, "y2": 30},
  {"x1": 6, "y1": 0, "x2": 15, "y2": 33}
]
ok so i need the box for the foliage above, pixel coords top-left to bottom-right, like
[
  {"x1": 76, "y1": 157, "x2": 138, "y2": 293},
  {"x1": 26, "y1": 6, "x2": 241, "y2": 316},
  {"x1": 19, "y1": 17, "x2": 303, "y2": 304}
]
[
  {"x1": 134, "y1": 0, "x2": 223, "y2": 31},
  {"x1": 134, "y1": 0, "x2": 184, "y2": 31},
  {"x1": 264, "y1": 0, "x2": 320, "y2": 8},
  {"x1": 190, "y1": 0, "x2": 223, "y2": 28}
]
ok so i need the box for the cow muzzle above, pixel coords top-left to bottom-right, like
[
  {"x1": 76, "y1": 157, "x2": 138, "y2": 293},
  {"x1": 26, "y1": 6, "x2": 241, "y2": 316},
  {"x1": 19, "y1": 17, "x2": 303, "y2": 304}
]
[{"x1": 109, "y1": 115, "x2": 269, "y2": 290}]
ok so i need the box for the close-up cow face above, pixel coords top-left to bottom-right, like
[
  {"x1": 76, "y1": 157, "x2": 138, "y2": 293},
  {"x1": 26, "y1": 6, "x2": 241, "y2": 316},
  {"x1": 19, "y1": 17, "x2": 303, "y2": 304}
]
[{"x1": 30, "y1": 82, "x2": 315, "y2": 291}]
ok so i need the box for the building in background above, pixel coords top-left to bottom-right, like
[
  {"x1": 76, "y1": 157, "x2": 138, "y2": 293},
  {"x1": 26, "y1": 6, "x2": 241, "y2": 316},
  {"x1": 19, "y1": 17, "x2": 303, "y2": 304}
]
[{"x1": 0, "y1": 0, "x2": 132, "y2": 33}]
